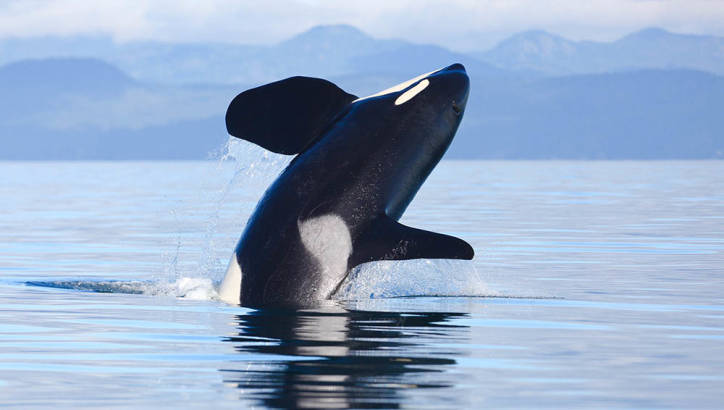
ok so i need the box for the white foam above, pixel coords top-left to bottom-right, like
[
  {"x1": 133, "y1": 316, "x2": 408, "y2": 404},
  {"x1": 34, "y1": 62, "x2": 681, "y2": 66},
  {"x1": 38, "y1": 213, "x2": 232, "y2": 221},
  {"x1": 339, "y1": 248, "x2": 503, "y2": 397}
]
[
  {"x1": 333, "y1": 259, "x2": 492, "y2": 300},
  {"x1": 31, "y1": 259, "x2": 492, "y2": 303},
  {"x1": 169, "y1": 277, "x2": 218, "y2": 300},
  {"x1": 122, "y1": 277, "x2": 219, "y2": 300}
]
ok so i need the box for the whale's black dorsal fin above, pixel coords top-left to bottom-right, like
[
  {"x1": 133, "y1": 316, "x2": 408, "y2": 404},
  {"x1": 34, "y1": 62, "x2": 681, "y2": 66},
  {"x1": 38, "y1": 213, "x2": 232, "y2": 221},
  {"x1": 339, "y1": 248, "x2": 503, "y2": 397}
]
[
  {"x1": 225, "y1": 76, "x2": 358, "y2": 155},
  {"x1": 349, "y1": 215, "x2": 475, "y2": 269}
]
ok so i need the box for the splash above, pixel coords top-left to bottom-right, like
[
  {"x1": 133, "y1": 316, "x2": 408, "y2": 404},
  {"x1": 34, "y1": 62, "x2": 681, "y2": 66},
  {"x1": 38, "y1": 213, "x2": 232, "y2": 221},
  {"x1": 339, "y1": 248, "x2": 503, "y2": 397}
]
[
  {"x1": 193, "y1": 136, "x2": 290, "y2": 282},
  {"x1": 32, "y1": 137, "x2": 491, "y2": 304},
  {"x1": 157, "y1": 136, "x2": 493, "y2": 303},
  {"x1": 333, "y1": 259, "x2": 494, "y2": 300},
  {"x1": 159, "y1": 136, "x2": 289, "y2": 291},
  {"x1": 27, "y1": 257, "x2": 494, "y2": 303},
  {"x1": 27, "y1": 278, "x2": 220, "y2": 301},
  {"x1": 200, "y1": 138, "x2": 493, "y2": 303}
]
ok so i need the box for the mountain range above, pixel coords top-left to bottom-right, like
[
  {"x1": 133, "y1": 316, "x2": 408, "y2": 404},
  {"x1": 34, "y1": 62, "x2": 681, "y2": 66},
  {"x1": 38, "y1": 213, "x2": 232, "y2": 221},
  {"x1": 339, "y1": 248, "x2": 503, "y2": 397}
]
[
  {"x1": 1, "y1": 25, "x2": 722, "y2": 159},
  {"x1": 476, "y1": 28, "x2": 724, "y2": 76}
]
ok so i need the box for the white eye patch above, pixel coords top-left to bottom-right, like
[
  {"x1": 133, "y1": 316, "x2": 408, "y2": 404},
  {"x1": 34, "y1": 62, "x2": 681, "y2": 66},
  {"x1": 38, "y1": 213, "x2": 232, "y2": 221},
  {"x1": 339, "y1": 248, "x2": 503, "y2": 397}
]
[
  {"x1": 353, "y1": 67, "x2": 442, "y2": 103},
  {"x1": 394, "y1": 79, "x2": 429, "y2": 105}
]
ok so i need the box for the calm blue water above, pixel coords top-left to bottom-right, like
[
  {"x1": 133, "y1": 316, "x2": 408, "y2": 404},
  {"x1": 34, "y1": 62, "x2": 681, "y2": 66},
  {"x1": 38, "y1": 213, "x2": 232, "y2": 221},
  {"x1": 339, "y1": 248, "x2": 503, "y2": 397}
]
[{"x1": 1, "y1": 149, "x2": 723, "y2": 408}]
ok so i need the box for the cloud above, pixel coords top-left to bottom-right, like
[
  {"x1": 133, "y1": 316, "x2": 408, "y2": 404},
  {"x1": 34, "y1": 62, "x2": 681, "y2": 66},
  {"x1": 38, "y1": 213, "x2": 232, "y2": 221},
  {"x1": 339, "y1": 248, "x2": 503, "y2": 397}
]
[{"x1": 1, "y1": 0, "x2": 722, "y2": 49}]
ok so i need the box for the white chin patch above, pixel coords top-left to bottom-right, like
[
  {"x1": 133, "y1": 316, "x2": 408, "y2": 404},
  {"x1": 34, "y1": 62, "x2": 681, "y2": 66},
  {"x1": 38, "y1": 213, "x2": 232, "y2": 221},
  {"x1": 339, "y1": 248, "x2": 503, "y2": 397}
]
[
  {"x1": 395, "y1": 79, "x2": 429, "y2": 105},
  {"x1": 298, "y1": 214, "x2": 353, "y2": 298}
]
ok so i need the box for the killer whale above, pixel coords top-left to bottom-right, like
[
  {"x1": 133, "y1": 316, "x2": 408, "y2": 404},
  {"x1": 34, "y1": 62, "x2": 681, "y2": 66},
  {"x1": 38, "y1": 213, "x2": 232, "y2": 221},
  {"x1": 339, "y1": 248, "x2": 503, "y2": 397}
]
[{"x1": 219, "y1": 63, "x2": 473, "y2": 307}]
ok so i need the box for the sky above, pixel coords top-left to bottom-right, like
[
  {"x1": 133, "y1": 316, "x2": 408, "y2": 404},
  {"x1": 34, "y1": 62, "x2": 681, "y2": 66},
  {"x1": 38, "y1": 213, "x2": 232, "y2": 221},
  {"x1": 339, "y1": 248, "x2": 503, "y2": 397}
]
[{"x1": 1, "y1": 0, "x2": 723, "y2": 50}]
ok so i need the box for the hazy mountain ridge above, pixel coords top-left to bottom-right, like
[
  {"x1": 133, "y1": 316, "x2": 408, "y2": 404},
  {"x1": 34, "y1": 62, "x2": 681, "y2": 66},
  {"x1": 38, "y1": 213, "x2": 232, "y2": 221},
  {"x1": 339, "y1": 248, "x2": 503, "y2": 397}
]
[
  {"x1": 0, "y1": 25, "x2": 487, "y2": 85},
  {"x1": 1, "y1": 25, "x2": 722, "y2": 159},
  {"x1": 0, "y1": 57, "x2": 232, "y2": 159},
  {"x1": 1, "y1": 57, "x2": 234, "y2": 129},
  {"x1": 7, "y1": 25, "x2": 721, "y2": 85},
  {"x1": 455, "y1": 69, "x2": 724, "y2": 159},
  {"x1": 476, "y1": 27, "x2": 724, "y2": 76}
]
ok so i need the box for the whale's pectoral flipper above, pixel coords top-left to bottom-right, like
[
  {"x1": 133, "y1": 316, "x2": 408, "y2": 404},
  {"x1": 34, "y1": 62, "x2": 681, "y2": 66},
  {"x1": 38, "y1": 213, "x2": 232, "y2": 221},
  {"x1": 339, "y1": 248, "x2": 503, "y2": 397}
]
[
  {"x1": 225, "y1": 76, "x2": 358, "y2": 155},
  {"x1": 349, "y1": 215, "x2": 474, "y2": 269}
]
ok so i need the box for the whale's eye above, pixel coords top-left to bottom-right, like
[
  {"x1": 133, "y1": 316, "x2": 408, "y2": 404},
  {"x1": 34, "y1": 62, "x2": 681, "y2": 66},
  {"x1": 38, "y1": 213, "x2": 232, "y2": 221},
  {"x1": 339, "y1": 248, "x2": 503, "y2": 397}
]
[{"x1": 395, "y1": 79, "x2": 430, "y2": 105}]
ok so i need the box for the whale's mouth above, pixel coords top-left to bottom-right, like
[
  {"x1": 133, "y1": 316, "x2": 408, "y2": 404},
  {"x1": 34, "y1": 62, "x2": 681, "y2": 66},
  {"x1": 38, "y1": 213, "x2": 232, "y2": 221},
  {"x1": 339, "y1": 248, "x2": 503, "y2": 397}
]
[{"x1": 452, "y1": 101, "x2": 462, "y2": 116}]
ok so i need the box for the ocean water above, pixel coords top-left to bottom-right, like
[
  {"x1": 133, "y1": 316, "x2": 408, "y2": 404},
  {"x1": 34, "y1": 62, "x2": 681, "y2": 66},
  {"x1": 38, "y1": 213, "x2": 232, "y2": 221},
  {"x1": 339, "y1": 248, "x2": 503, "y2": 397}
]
[{"x1": 1, "y1": 145, "x2": 723, "y2": 408}]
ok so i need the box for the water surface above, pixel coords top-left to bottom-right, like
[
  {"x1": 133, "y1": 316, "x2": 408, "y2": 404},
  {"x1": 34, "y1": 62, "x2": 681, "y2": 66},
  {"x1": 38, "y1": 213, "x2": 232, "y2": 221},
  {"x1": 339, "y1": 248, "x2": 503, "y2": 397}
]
[{"x1": 1, "y1": 157, "x2": 723, "y2": 408}]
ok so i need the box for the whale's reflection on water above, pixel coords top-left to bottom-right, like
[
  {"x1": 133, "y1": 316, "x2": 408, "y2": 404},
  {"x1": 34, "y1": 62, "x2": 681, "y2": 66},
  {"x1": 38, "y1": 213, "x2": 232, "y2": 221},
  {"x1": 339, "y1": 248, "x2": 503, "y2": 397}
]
[{"x1": 221, "y1": 305, "x2": 469, "y2": 408}]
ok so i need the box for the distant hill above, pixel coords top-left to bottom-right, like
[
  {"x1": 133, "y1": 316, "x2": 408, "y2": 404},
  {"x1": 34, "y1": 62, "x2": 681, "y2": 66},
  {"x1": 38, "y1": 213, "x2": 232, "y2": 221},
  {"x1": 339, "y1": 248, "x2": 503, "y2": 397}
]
[
  {"x1": 0, "y1": 58, "x2": 134, "y2": 121},
  {"x1": 0, "y1": 58, "x2": 133, "y2": 92},
  {"x1": 0, "y1": 58, "x2": 230, "y2": 159},
  {"x1": 0, "y1": 26, "x2": 723, "y2": 159},
  {"x1": 475, "y1": 28, "x2": 724, "y2": 76},
  {"x1": 3, "y1": 26, "x2": 722, "y2": 83},
  {"x1": 453, "y1": 69, "x2": 724, "y2": 159},
  {"x1": 0, "y1": 25, "x2": 502, "y2": 86}
]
